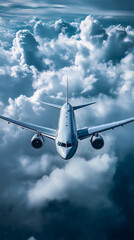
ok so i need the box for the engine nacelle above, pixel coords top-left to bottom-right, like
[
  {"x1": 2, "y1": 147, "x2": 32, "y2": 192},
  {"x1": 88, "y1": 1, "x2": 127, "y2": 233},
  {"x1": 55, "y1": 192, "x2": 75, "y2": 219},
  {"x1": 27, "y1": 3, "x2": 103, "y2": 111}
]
[
  {"x1": 90, "y1": 134, "x2": 104, "y2": 149},
  {"x1": 31, "y1": 133, "x2": 44, "y2": 149}
]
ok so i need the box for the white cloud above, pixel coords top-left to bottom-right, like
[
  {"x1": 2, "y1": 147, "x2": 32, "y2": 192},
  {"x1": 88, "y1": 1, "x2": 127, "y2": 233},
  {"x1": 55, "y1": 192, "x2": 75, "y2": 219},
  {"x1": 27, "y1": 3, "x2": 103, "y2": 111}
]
[
  {"x1": 28, "y1": 154, "x2": 117, "y2": 208},
  {"x1": 19, "y1": 153, "x2": 65, "y2": 177},
  {"x1": 27, "y1": 237, "x2": 37, "y2": 240}
]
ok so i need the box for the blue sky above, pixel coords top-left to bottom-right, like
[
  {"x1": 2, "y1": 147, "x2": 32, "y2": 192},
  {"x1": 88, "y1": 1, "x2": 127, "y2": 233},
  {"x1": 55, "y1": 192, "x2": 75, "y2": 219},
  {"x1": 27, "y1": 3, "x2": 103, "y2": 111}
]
[{"x1": 0, "y1": 1, "x2": 134, "y2": 240}]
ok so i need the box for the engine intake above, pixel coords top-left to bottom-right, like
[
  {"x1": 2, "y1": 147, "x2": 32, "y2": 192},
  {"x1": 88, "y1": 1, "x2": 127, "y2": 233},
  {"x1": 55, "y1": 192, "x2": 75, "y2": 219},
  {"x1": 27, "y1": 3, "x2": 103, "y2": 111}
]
[
  {"x1": 31, "y1": 133, "x2": 44, "y2": 149},
  {"x1": 90, "y1": 134, "x2": 104, "y2": 149}
]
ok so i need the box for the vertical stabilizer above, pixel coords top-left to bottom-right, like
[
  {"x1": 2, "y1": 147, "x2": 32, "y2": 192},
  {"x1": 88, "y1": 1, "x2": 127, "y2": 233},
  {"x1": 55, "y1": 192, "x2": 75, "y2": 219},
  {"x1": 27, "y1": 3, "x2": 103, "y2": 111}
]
[{"x1": 66, "y1": 76, "x2": 68, "y2": 105}]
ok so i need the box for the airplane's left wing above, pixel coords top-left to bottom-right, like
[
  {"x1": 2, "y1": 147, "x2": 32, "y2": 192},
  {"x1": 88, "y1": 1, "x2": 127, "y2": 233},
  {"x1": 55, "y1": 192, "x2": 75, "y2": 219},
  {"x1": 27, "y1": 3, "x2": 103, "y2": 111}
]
[
  {"x1": 0, "y1": 115, "x2": 56, "y2": 140},
  {"x1": 77, "y1": 117, "x2": 134, "y2": 140}
]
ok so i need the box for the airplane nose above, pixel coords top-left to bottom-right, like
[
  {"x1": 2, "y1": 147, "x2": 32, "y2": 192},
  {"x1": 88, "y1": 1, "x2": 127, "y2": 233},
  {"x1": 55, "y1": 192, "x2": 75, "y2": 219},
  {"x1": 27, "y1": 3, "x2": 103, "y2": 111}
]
[{"x1": 61, "y1": 148, "x2": 71, "y2": 160}]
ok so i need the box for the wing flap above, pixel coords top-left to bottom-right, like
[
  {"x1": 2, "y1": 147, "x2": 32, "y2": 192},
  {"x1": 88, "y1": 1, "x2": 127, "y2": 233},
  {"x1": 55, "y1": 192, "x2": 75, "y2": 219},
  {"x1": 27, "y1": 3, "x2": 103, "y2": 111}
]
[
  {"x1": 0, "y1": 115, "x2": 56, "y2": 140},
  {"x1": 78, "y1": 117, "x2": 134, "y2": 140}
]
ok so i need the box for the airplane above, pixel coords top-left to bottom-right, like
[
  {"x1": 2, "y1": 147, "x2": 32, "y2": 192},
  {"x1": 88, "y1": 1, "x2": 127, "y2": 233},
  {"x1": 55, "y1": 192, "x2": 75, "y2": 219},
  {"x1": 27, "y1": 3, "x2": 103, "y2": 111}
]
[{"x1": 0, "y1": 80, "x2": 134, "y2": 160}]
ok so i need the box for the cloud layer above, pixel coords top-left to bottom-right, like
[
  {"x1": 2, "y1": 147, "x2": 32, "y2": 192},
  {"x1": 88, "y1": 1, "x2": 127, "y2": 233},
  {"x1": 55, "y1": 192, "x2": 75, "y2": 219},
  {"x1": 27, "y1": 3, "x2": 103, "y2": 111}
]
[{"x1": 0, "y1": 15, "x2": 134, "y2": 240}]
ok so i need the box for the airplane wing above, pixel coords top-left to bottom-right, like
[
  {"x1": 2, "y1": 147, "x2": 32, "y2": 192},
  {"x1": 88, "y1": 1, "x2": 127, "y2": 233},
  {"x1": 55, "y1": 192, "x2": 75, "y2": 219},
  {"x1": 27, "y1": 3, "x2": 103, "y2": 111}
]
[
  {"x1": 0, "y1": 115, "x2": 56, "y2": 140},
  {"x1": 77, "y1": 117, "x2": 134, "y2": 140}
]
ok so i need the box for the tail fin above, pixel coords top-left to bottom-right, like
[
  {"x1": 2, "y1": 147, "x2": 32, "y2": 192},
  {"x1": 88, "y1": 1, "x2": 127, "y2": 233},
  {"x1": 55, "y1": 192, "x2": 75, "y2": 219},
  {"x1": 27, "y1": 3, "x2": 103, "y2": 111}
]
[
  {"x1": 73, "y1": 102, "x2": 96, "y2": 110},
  {"x1": 66, "y1": 76, "x2": 68, "y2": 105}
]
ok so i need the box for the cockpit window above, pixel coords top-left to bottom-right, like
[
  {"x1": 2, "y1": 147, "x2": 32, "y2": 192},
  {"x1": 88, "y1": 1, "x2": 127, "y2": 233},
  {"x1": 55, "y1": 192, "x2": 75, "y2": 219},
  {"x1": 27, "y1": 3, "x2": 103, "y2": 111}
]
[{"x1": 57, "y1": 141, "x2": 74, "y2": 148}]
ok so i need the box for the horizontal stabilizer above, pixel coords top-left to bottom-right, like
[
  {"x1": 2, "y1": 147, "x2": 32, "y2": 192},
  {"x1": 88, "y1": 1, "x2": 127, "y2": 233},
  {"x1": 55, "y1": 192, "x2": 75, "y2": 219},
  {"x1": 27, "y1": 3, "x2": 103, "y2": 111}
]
[
  {"x1": 38, "y1": 101, "x2": 61, "y2": 110},
  {"x1": 73, "y1": 102, "x2": 96, "y2": 110}
]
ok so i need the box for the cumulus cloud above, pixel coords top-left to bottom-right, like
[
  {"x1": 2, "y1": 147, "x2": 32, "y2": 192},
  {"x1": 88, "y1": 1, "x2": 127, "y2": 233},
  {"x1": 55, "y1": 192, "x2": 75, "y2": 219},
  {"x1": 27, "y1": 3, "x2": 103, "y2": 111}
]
[
  {"x1": 11, "y1": 29, "x2": 47, "y2": 71},
  {"x1": 28, "y1": 154, "x2": 117, "y2": 208},
  {"x1": 80, "y1": 15, "x2": 108, "y2": 47},
  {"x1": 34, "y1": 19, "x2": 78, "y2": 39}
]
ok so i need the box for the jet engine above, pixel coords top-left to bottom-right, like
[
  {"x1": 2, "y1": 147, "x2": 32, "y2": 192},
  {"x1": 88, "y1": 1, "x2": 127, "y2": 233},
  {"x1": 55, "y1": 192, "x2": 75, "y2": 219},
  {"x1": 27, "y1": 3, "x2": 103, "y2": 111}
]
[
  {"x1": 31, "y1": 133, "x2": 44, "y2": 149},
  {"x1": 90, "y1": 134, "x2": 104, "y2": 149}
]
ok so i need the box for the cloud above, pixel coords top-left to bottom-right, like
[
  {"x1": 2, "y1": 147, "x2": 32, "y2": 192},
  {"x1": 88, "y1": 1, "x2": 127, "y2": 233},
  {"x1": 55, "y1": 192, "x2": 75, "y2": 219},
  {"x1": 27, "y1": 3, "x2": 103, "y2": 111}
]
[
  {"x1": 28, "y1": 154, "x2": 117, "y2": 207},
  {"x1": 27, "y1": 237, "x2": 37, "y2": 240},
  {"x1": 11, "y1": 29, "x2": 47, "y2": 71},
  {"x1": 100, "y1": 25, "x2": 134, "y2": 63},
  {"x1": 80, "y1": 15, "x2": 108, "y2": 46},
  {"x1": 0, "y1": 0, "x2": 134, "y2": 18},
  {"x1": 34, "y1": 19, "x2": 78, "y2": 39},
  {"x1": 34, "y1": 20, "x2": 57, "y2": 39},
  {"x1": 55, "y1": 19, "x2": 78, "y2": 37}
]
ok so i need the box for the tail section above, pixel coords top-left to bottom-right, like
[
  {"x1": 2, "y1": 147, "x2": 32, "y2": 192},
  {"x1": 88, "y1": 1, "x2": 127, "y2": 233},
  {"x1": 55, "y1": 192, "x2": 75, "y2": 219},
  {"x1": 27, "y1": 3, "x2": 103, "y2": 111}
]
[{"x1": 38, "y1": 77, "x2": 96, "y2": 111}]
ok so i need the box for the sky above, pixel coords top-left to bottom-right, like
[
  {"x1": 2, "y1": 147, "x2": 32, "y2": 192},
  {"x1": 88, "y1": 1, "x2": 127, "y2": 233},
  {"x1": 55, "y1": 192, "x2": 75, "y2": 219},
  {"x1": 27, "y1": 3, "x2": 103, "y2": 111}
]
[{"x1": 0, "y1": 0, "x2": 134, "y2": 240}]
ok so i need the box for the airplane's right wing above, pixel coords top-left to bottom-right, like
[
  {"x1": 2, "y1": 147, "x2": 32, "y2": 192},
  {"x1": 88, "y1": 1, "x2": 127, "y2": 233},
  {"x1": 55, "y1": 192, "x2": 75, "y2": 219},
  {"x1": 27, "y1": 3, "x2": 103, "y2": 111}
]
[
  {"x1": 0, "y1": 115, "x2": 56, "y2": 140},
  {"x1": 77, "y1": 117, "x2": 134, "y2": 140}
]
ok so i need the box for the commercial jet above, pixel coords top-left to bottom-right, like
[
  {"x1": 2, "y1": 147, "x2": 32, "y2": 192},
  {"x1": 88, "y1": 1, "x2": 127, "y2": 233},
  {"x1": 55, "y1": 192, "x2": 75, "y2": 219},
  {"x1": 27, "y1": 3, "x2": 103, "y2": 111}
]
[{"x1": 0, "y1": 81, "x2": 134, "y2": 159}]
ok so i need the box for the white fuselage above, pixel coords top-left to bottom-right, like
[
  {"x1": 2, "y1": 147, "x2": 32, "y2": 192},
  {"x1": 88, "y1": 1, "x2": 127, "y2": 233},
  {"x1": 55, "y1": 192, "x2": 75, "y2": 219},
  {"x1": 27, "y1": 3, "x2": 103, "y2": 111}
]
[{"x1": 56, "y1": 103, "x2": 78, "y2": 159}]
